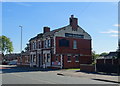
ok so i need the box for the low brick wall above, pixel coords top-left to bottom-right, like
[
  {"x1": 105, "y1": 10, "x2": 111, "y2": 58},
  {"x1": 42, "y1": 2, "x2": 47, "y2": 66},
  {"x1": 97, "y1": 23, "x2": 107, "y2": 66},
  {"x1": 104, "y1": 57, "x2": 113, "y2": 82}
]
[{"x1": 80, "y1": 64, "x2": 95, "y2": 72}]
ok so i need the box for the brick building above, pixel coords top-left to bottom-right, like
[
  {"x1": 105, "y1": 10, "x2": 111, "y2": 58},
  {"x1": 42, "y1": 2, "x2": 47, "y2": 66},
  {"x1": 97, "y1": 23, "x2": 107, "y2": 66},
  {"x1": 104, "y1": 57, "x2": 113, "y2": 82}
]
[
  {"x1": 17, "y1": 51, "x2": 30, "y2": 66},
  {"x1": 28, "y1": 15, "x2": 92, "y2": 68}
]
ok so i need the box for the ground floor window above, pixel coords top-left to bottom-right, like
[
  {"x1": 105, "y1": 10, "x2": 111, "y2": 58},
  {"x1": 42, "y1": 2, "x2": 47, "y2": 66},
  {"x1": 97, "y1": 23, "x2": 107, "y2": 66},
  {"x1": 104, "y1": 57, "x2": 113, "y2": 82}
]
[
  {"x1": 67, "y1": 56, "x2": 71, "y2": 62},
  {"x1": 55, "y1": 56, "x2": 59, "y2": 62},
  {"x1": 75, "y1": 56, "x2": 79, "y2": 62},
  {"x1": 33, "y1": 55, "x2": 36, "y2": 62},
  {"x1": 47, "y1": 54, "x2": 50, "y2": 62},
  {"x1": 30, "y1": 55, "x2": 32, "y2": 63}
]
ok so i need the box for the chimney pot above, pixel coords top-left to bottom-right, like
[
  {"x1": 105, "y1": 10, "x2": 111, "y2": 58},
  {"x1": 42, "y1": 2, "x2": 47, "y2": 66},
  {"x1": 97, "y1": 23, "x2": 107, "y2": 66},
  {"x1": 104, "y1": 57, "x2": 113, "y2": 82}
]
[
  {"x1": 43, "y1": 27, "x2": 50, "y2": 33},
  {"x1": 69, "y1": 15, "x2": 78, "y2": 31},
  {"x1": 71, "y1": 15, "x2": 74, "y2": 18}
]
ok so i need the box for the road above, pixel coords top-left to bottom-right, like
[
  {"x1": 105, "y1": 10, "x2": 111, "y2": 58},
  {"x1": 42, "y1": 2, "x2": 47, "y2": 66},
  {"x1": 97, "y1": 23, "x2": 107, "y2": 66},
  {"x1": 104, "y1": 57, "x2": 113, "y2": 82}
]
[{"x1": 1, "y1": 65, "x2": 117, "y2": 84}]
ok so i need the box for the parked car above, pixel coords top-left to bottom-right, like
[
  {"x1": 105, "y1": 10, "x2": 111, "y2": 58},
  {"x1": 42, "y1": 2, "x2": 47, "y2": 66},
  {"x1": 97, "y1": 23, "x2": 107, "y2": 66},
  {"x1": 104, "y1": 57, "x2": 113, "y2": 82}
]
[
  {"x1": 2, "y1": 61, "x2": 8, "y2": 65},
  {"x1": 8, "y1": 60, "x2": 17, "y2": 65}
]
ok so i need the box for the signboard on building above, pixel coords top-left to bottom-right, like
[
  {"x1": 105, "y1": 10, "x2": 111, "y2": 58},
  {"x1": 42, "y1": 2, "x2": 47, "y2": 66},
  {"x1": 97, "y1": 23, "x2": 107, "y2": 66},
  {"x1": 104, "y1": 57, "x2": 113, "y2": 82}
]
[
  {"x1": 65, "y1": 33, "x2": 84, "y2": 38},
  {"x1": 52, "y1": 62, "x2": 61, "y2": 66}
]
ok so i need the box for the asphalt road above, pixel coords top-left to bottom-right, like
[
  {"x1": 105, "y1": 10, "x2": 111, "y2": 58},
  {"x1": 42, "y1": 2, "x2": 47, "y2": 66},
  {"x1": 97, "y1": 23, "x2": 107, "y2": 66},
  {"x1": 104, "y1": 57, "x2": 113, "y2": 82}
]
[{"x1": 1, "y1": 66, "x2": 117, "y2": 84}]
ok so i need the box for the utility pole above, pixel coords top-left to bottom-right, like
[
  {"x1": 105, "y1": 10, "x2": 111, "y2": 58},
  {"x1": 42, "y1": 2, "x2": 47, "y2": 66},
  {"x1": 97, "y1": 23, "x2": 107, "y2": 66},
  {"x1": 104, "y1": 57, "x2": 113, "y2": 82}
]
[{"x1": 19, "y1": 25, "x2": 23, "y2": 65}]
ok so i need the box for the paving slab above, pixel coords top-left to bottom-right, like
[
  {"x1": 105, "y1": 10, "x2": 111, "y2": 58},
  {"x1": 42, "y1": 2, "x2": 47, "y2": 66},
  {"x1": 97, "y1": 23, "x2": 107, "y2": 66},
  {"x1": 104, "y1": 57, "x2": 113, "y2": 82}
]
[{"x1": 56, "y1": 69, "x2": 120, "y2": 84}]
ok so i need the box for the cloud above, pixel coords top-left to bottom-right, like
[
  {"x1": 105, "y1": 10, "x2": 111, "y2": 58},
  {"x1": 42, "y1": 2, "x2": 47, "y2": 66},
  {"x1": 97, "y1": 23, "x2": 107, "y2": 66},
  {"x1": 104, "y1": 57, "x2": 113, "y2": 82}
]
[
  {"x1": 100, "y1": 29, "x2": 119, "y2": 37},
  {"x1": 100, "y1": 30, "x2": 118, "y2": 34},
  {"x1": 113, "y1": 24, "x2": 120, "y2": 27},
  {"x1": 110, "y1": 34, "x2": 118, "y2": 37}
]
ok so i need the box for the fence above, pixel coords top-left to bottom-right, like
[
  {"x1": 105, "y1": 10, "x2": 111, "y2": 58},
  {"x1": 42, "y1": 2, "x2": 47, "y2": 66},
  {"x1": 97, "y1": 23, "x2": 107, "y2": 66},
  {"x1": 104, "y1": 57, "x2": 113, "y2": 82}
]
[{"x1": 96, "y1": 59, "x2": 119, "y2": 73}]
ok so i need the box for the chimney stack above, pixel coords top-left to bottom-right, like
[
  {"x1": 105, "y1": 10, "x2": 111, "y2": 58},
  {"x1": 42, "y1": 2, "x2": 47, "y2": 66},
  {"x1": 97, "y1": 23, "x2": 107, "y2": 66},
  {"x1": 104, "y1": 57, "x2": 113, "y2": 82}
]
[
  {"x1": 69, "y1": 15, "x2": 78, "y2": 31},
  {"x1": 43, "y1": 27, "x2": 50, "y2": 33}
]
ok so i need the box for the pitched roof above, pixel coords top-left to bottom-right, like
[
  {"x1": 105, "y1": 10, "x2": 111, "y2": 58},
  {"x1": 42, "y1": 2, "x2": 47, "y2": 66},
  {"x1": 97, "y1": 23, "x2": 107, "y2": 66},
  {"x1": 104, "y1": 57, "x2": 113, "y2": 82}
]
[
  {"x1": 29, "y1": 24, "x2": 91, "y2": 41},
  {"x1": 29, "y1": 25, "x2": 68, "y2": 41},
  {"x1": 43, "y1": 25, "x2": 68, "y2": 37},
  {"x1": 105, "y1": 52, "x2": 118, "y2": 57}
]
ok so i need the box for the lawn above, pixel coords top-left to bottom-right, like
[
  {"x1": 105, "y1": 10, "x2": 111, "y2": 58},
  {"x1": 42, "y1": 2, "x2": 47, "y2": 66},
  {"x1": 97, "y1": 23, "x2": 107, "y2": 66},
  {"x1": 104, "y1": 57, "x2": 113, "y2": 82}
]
[{"x1": 66, "y1": 68, "x2": 80, "y2": 70}]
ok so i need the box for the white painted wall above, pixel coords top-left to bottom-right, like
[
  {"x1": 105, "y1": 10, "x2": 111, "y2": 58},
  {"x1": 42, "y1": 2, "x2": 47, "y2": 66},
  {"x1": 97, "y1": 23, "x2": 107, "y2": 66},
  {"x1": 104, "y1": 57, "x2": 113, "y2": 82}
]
[{"x1": 54, "y1": 25, "x2": 91, "y2": 40}]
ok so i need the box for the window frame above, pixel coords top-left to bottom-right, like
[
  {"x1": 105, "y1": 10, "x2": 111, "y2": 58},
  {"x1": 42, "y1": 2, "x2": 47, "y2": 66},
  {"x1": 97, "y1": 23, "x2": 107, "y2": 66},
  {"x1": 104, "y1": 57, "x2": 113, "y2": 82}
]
[
  {"x1": 38, "y1": 41, "x2": 41, "y2": 49},
  {"x1": 73, "y1": 40, "x2": 77, "y2": 49},
  {"x1": 75, "y1": 55, "x2": 79, "y2": 62},
  {"x1": 67, "y1": 56, "x2": 71, "y2": 62},
  {"x1": 59, "y1": 39, "x2": 70, "y2": 47}
]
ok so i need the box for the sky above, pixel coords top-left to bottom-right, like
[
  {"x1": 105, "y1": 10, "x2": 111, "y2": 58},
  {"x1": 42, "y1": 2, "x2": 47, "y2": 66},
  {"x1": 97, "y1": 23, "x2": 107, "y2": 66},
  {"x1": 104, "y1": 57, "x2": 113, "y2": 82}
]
[{"x1": 2, "y1": 2, "x2": 119, "y2": 54}]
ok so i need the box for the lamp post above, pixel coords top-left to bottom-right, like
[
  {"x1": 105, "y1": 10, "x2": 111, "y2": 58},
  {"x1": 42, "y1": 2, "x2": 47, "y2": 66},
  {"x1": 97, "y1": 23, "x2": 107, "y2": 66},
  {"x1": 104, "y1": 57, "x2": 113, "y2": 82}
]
[{"x1": 19, "y1": 25, "x2": 23, "y2": 65}]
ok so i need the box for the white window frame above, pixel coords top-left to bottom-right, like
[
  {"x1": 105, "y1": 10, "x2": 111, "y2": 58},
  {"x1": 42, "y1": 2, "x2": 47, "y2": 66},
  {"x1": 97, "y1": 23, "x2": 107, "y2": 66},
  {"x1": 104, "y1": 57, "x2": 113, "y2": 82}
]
[
  {"x1": 73, "y1": 40, "x2": 77, "y2": 49},
  {"x1": 48, "y1": 39, "x2": 51, "y2": 48},
  {"x1": 75, "y1": 55, "x2": 79, "y2": 62},
  {"x1": 44, "y1": 40, "x2": 46, "y2": 48},
  {"x1": 67, "y1": 56, "x2": 71, "y2": 62}
]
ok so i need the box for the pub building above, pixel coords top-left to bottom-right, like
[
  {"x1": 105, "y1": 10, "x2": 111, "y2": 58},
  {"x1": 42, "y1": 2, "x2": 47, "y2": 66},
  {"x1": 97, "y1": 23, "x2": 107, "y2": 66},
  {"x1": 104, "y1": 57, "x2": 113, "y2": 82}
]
[{"x1": 28, "y1": 15, "x2": 92, "y2": 68}]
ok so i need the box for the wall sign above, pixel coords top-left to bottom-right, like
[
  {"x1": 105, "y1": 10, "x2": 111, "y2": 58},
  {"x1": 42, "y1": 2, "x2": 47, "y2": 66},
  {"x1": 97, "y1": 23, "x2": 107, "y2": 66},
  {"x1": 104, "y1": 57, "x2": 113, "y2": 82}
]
[{"x1": 65, "y1": 33, "x2": 84, "y2": 38}]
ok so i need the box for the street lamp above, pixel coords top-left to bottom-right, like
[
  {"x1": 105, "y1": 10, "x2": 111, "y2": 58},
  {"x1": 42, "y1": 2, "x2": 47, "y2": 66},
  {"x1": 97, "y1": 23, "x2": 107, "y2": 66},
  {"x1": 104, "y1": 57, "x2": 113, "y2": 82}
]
[{"x1": 19, "y1": 25, "x2": 23, "y2": 65}]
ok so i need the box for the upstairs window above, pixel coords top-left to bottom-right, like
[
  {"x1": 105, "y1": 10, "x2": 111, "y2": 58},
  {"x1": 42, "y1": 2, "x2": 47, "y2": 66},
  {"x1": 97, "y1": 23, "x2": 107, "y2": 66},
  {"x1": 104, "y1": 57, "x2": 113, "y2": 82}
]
[
  {"x1": 45, "y1": 40, "x2": 48, "y2": 48},
  {"x1": 59, "y1": 39, "x2": 69, "y2": 47},
  {"x1": 32, "y1": 42, "x2": 34, "y2": 50},
  {"x1": 44, "y1": 39, "x2": 51, "y2": 48},
  {"x1": 34, "y1": 41, "x2": 36, "y2": 49},
  {"x1": 38, "y1": 41, "x2": 41, "y2": 49},
  {"x1": 32, "y1": 41, "x2": 37, "y2": 50},
  {"x1": 48, "y1": 39, "x2": 51, "y2": 48},
  {"x1": 73, "y1": 40, "x2": 77, "y2": 49},
  {"x1": 44, "y1": 40, "x2": 47, "y2": 48}
]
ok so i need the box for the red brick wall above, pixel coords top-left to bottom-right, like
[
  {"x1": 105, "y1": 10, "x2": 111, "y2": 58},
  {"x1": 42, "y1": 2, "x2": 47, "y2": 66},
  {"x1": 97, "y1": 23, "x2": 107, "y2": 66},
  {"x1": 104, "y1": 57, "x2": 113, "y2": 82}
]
[
  {"x1": 69, "y1": 15, "x2": 78, "y2": 31},
  {"x1": 17, "y1": 56, "x2": 20, "y2": 63},
  {"x1": 54, "y1": 37, "x2": 92, "y2": 68},
  {"x1": 56, "y1": 37, "x2": 91, "y2": 55},
  {"x1": 80, "y1": 56, "x2": 92, "y2": 64},
  {"x1": 17, "y1": 55, "x2": 30, "y2": 65},
  {"x1": 63, "y1": 55, "x2": 80, "y2": 68},
  {"x1": 80, "y1": 64, "x2": 95, "y2": 72}
]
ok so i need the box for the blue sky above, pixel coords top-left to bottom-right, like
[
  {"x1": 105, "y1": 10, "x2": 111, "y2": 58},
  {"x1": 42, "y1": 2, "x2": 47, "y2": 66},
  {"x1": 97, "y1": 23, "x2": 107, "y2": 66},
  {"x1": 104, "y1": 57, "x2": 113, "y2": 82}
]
[{"x1": 2, "y1": 2, "x2": 118, "y2": 54}]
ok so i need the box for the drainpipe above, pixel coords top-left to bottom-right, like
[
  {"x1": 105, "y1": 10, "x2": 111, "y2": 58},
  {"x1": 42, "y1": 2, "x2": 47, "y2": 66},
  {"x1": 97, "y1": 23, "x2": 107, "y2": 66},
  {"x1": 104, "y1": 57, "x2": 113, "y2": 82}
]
[{"x1": 60, "y1": 54, "x2": 63, "y2": 69}]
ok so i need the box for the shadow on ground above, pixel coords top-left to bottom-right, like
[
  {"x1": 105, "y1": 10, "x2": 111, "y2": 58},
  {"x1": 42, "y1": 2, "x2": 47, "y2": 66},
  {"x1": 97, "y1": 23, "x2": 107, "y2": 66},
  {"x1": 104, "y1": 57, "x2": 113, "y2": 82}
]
[
  {"x1": 2, "y1": 66, "x2": 60, "y2": 74},
  {"x1": 92, "y1": 78, "x2": 120, "y2": 84},
  {"x1": 75, "y1": 70, "x2": 119, "y2": 76}
]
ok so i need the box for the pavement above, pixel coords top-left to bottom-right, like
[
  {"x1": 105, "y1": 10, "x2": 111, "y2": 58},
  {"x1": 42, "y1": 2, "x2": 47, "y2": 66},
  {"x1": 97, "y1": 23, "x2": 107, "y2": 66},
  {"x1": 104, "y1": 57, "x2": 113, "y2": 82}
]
[
  {"x1": 1, "y1": 65, "x2": 120, "y2": 84},
  {"x1": 56, "y1": 69, "x2": 120, "y2": 84}
]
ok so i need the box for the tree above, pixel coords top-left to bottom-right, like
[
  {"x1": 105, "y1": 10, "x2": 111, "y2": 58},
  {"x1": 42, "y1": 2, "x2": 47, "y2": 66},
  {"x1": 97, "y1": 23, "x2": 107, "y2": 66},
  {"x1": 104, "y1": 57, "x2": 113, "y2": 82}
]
[
  {"x1": 92, "y1": 51, "x2": 100, "y2": 64},
  {"x1": 0, "y1": 35, "x2": 13, "y2": 55},
  {"x1": 24, "y1": 43, "x2": 29, "y2": 52},
  {"x1": 99, "y1": 52, "x2": 108, "y2": 56}
]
